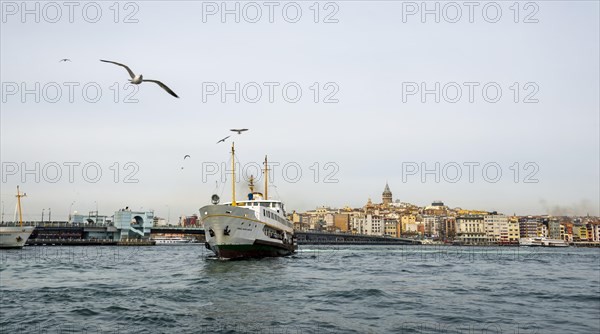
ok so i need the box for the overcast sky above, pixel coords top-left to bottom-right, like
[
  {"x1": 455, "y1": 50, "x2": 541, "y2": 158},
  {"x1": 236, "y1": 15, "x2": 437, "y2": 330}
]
[{"x1": 1, "y1": 1, "x2": 598, "y2": 220}]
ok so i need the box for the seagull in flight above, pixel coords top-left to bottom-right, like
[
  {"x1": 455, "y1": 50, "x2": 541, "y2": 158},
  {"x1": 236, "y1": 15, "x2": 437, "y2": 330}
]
[
  {"x1": 216, "y1": 135, "x2": 231, "y2": 144},
  {"x1": 59, "y1": 58, "x2": 71, "y2": 62},
  {"x1": 100, "y1": 60, "x2": 179, "y2": 98},
  {"x1": 230, "y1": 129, "x2": 248, "y2": 134},
  {"x1": 183, "y1": 155, "x2": 191, "y2": 159}
]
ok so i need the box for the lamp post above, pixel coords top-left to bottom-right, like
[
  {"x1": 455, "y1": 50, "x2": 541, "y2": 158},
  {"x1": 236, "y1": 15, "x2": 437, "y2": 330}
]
[
  {"x1": 42, "y1": 208, "x2": 45, "y2": 223},
  {"x1": 48, "y1": 208, "x2": 51, "y2": 222},
  {"x1": 94, "y1": 201, "x2": 98, "y2": 224},
  {"x1": 68, "y1": 201, "x2": 75, "y2": 223}
]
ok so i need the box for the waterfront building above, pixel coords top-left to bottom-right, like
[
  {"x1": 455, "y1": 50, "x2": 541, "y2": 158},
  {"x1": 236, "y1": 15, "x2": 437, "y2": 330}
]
[
  {"x1": 402, "y1": 222, "x2": 419, "y2": 235},
  {"x1": 573, "y1": 225, "x2": 588, "y2": 241},
  {"x1": 507, "y1": 217, "x2": 520, "y2": 243},
  {"x1": 586, "y1": 223, "x2": 600, "y2": 242},
  {"x1": 351, "y1": 214, "x2": 384, "y2": 236},
  {"x1": 370, "y1": 215, "x2": 383, "y2": 236},
  {"x1": 384, "y1": 218, "x2": 400, "y2": 238},
  {"x1": 457, "y1": 209, "x2": 489, "y2": 216},
  {"x1": 441, "y1": 217, "x2": 457, "y2": 240},
  {"x1": 456, "y1": 215, "x2": 486, "y2": 244},
  {"x1": 422, "y1": 215, "x2": 441, "y2": 238},
  {"x1": 333, "y1": 213, "x2": 350, "y2": 232},
  {"x1": 484, "y1": 213, "x2": 509, "y2": 244},
  {"x1": 350, "y1": 214, "x2": 362, "y2": 234},
  {"x1": 323, "y1": 213, "x2": 335, "y2": 228},
  {"x1": 423, "y1": 201, "x2": 448, "y2": 216},
  {"x1": 562, "y1": 222, "x2": 573, "y2": 242},
  {"x1": 416, "y1": 223, "x2": 425, "y2": 235},
  {"x1": 537, "y1": 223, "x2": 548, "y2": 237},
  {"x1": 519, "y1": 217, "x2": 538, "y2": 238},
  {"x1": 400, "y1": 215, "x2": 417, "y2": 232},
  {"x1": 548, "y1": 218, "x2": 561, "y2": 239}
]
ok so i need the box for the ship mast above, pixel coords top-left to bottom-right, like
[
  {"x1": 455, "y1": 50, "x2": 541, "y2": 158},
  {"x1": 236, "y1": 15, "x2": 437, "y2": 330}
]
[
  {"x1": 231, "y1": 142, "x2": 237, "y2": 206},
  {"x1": 248, "y1": 175, "x2": 255, "y2": 193},
  {"x1": 263, "y1": 155, "x2": 268, "y2": 200},
  {"x1": 16, "y1": 186, "x2": 25, "y2": 227}
]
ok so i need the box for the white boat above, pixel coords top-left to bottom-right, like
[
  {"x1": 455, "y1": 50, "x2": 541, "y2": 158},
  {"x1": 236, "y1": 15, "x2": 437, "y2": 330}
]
[
  {"x1": 519, "y1": 237, "x2": 569, "y2": 247},
  {"x1": 200, "y1": 143, "x2": 296, "y2": 259},
  {"x1": 152, "y1": 236, "x2": 199, "y2": 245},
  {"x1": 0, "y1": 226, "x2": 35, "y2": 248},
  {"x1": 0, "y1": 186, "x2": 34, "y2": 249}
]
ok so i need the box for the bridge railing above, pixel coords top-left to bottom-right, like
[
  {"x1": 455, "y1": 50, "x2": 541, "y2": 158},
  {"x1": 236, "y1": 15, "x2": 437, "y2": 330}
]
[{"x1": 1, "y1": 221, "x2": 116, "y2": 228}]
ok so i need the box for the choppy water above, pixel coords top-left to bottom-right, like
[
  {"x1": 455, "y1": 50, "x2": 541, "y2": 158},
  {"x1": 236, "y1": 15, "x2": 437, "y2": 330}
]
[{"x1": 1, "y1": 245, "x2": 599, "y2": 333}]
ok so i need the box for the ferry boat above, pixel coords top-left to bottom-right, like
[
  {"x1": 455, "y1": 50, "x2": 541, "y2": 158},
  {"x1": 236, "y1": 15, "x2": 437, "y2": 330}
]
[
  {"x1": 0, "y1": 186, "x2": 34, "y2": 249},
  {"x1": 519, "y1": 237, "x2": 569, "y2": 247},
  {"x1": 152, "y1": 236, "x2": 200, "y2": 245},
  {"x1": 199, "y1": 143, "x2": 296, "y2": 259}
]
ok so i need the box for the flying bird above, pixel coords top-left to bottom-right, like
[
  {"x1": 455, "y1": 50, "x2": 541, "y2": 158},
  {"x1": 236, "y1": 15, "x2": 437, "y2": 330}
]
[
  {"x1": 59, "y1": 59, "x2": 71, "y2": 62},
  {"x1": 100, "y1": 60, "x2": 179, "y2": 98},
  {"x1": 184, "y1": 155, "x2": 191, "y2": 159},
  {"x1": 230, "y1": 129, "x2": 248, "y2": 134},
  {"x1": 216, "y1": 135, "x2": 231, "y2": 144}
]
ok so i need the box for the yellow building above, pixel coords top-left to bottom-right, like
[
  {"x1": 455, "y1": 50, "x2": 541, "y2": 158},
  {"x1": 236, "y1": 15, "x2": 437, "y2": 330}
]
[
  {"x1": 507, "y1": 218, "x2": 520, "y2": 243},
  {"x1": 536, "y1": 223, "x2": 548, "y2": 237},
  {"x1": 333, "y1": 214, "x2": 350, "y2": 232},
  {"x1": 400, "y1": 215, "x2": 416, "y2": 233},
  {"x1": 574, "y1": 226, "x2": 588, "y2": 241},
  {"x1": 384, "y1": 220, "x2": 400, "y2": 238},
  {"x1": 457, "y1": 209, "x2": 488, "y2": 216}
]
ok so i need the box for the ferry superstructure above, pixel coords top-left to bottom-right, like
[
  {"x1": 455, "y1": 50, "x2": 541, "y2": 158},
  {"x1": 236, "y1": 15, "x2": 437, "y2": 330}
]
[
  {"x1": 152, "y1": 236, "x2": 200, "y2": 245},
  {"x1": 199, "y1": 143, "x2": 296, "y2": 259}
]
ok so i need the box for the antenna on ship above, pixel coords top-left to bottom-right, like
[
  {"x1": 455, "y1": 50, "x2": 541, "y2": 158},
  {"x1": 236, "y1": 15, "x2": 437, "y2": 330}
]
[
  {"x1": 231, "y1": 142, "x2": 237, "y2": 206},
  {"x1": 263, "y1": 155, "x2": 269, "y2": 200},
  {"x1": 16, "y1": 186, "x2": 26, "y2": 227}
]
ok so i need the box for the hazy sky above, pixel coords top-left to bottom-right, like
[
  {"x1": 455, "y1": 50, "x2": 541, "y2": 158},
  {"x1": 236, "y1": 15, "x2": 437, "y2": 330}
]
[{"x1": 1, "y1": 1, "x2": 598, "y2": 220}]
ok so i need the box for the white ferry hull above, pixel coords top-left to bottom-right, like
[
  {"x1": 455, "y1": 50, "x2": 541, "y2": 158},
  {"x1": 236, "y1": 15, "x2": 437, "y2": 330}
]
[
  {"x1": 0, "y1": 226, "x2": 34, "y2": 248},
  {"x1": 519, "y1": 237, "x2": 569, "y2": 247},
  {"x1": 200, "y1": 205, "x2": 295, "y2": 259}
]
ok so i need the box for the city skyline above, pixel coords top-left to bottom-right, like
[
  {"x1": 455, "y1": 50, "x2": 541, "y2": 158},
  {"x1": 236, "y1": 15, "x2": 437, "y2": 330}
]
[{"x1": 1, "y1": 180, "x2": 597, "y2": 222}]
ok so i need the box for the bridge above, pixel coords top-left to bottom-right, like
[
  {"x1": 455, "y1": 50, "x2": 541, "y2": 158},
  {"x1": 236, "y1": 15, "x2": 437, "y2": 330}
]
[
  {"x1": 2, "y1": 222, "x2": 422, "y2": 245},
  {"x1": 296, "y1": 231, "x2": 422, "y2": 245}
]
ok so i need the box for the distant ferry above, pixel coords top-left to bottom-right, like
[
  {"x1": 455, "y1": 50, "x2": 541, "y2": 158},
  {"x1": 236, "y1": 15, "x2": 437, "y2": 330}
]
[
  {"x1": 152, "y1": 236, "x2": 199, "y2": 245},
  {"x1": 519, "y1": 237, "x2": 569, "y2": 247},
  {"x1": 0, "y1": 186, "x2": 34, "y2": 249},
  {"x1": 199, "y1": 143, "x2": 296, "y2": 259}
]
